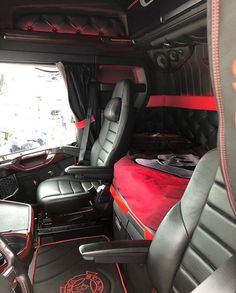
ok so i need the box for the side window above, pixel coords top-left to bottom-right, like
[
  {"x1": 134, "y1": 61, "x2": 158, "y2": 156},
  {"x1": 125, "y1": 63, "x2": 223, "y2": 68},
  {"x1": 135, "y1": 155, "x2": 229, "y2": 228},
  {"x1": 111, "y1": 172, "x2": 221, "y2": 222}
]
[{"x1": 0, "y1": 63, "x2": 76, "y2": 159}]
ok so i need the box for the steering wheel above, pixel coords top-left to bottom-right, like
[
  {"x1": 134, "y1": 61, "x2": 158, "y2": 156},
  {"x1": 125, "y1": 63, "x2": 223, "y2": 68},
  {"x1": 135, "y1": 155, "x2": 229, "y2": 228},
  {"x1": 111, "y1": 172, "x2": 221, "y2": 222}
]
[{"x1": 0, "y1": 234, "x2": 33, "y2": 293}]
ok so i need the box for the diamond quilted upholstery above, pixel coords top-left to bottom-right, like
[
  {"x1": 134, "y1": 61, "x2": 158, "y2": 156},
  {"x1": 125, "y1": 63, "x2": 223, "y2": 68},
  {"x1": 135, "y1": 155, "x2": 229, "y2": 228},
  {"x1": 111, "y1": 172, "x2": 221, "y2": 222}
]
[
  {"x1": 164, "y1": 108, "x2": 218, "y2": 150},
  {"x1": 135, "y1": 108, "x2": 218, "y2": 150},
  {"x1": 16, "y1": 14, "x2": 126, "y2": 37}
]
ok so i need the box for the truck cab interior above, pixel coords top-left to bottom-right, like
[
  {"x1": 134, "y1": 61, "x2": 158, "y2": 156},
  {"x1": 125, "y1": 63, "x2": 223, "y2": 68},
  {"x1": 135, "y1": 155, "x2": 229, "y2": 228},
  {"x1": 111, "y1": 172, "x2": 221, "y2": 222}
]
[{"x1": 0, "y1": 0, "x2": 236, "y2": 292}]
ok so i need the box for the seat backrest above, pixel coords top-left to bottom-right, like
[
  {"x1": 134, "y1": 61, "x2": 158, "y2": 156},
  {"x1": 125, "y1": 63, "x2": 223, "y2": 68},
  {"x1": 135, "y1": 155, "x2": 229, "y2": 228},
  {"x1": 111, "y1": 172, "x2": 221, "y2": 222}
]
[
  {"x1": 147, "y1": 149, "x2": 236, "y2": 292},
  {"x1": 90, "y1": 79, "x2": 134, "y2": 167}
]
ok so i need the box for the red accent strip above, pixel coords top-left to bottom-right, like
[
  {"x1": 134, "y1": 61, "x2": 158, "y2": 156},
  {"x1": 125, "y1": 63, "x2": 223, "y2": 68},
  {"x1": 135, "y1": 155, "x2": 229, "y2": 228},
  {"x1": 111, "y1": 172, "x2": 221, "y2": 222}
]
[
  {"x1": 110, "y1": 185, "x2": 129, "y2": 214},
  {"x1": 75, "y1": 116, "x2": 95, "y2": 129},
  {"x1": 116, "y1": 264, "x2": 128, "y2": 293},
  {"x1": 110, "y1": 185, "x2": 155, "y2": 240},
  {"x1": 128, "y1": 0, "x2": 139, "y2": 10},
  {"x1": 110, "y1": 38, "x2": 132, "y2": 43},
  {"x1": 211, "y1": 0, "x2": 236, "y2": 214},
  {"x1": 147, "y1": 95, "x2": 218, "y2": 111}
]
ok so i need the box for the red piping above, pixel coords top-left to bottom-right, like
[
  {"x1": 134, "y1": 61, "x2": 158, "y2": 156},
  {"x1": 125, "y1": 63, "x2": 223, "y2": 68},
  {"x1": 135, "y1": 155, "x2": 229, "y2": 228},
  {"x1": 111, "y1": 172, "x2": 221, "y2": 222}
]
[
  {"x1": 31, "y1": 235, "x2": 128, "y2": 292},
  {"x1": 128, "y1": 0, "x2": 139, "y2": 10},
  {"x1": 211, "y1": 0, "x2": 236, "y2": 214},
  {"x1": 110, "y1": 38, "x2": 132, "y2": 43},
  {"x1": 147, "y1": 95, "x2": 218, "y2": 111},
  {"x1": 116, "y1": 264, "x2": 128, "y2": 293}
]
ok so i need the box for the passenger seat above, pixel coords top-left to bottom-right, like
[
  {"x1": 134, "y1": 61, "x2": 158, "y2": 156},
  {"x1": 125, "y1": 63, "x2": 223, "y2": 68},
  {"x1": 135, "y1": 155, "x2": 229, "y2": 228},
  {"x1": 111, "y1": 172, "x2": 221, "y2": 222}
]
[{"x1": 37, "y1": 80, "x2": 134, "y2": 214}]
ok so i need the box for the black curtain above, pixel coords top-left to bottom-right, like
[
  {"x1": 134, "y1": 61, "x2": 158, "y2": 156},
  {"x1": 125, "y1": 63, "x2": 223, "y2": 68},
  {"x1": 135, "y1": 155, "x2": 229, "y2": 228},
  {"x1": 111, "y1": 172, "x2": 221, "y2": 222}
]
[{"x1": 63, "y1": 63, "x2": 96, "y2": 147}]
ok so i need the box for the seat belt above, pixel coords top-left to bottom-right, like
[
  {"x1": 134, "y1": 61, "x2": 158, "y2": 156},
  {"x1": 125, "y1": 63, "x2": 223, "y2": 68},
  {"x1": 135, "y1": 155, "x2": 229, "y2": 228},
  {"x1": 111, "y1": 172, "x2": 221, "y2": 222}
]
[
  {"x1": 78, "y1": 82, "x2": 96, "y2": 163},
  {"x1": 191, "y1": 254, "x2": 236, "y2": 293}
]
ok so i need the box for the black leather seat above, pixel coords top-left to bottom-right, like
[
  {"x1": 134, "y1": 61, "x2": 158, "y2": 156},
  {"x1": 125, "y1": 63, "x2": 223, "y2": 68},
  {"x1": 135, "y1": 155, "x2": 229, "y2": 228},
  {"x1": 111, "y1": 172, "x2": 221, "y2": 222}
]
[{"x1": 37, "y1": 80, "x2": 134, "y2": 213}]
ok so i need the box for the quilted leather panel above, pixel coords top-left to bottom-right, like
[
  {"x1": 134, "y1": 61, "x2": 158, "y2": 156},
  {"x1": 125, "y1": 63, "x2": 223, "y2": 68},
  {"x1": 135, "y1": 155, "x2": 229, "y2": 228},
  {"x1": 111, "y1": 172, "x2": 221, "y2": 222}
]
[
  {"x1": 164, "y1": 108, "x2": 218, "y2": 150},
  {"x1": 171, "y1": 169, "x2": 236, "y2": 292},
  {"x1": 16, "y1": 14, "x2": 126, "y2": 37},
  {"x1": 135, "y1": 108, "x2": 218, "y2": 150}
]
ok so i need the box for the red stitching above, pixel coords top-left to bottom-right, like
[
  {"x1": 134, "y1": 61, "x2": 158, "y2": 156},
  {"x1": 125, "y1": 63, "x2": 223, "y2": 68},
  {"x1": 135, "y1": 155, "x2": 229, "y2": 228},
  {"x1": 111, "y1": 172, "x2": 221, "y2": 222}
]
[{"x1": 211, "y1": 0, "x2": 236, "y2": 214}]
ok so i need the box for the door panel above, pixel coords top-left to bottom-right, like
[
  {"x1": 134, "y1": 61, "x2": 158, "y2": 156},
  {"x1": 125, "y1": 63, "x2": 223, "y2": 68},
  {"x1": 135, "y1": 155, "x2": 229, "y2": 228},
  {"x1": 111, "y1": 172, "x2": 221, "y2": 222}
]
[
  {"x1": 0, "y1": 149, "x2": 74, "y2": 204},
  {"x1": 11, "y1": 150, "x2": 65, "y2": 172}
]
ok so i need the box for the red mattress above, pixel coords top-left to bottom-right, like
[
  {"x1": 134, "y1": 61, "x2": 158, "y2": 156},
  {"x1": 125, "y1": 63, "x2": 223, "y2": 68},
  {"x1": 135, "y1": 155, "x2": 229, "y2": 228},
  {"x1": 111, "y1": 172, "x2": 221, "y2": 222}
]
[{"x1": 113, "y1": 156, "x2": 190, "y2": 231}]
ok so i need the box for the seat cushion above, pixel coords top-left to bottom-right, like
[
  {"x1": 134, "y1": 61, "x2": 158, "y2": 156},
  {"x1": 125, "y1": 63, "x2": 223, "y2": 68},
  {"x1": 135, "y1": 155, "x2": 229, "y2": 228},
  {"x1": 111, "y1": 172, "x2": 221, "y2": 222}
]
[
  {"x1": 113, "y1": 156, "x2": 190, "y2": 231},
  {"x1": 37, "y1": 176, "x2": 100, "y2": 213}
]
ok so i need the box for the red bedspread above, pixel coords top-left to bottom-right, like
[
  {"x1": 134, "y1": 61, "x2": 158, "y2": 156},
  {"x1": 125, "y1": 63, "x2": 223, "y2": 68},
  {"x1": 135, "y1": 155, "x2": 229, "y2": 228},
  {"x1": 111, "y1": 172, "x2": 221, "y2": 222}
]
[{"x1": 113, "y1": 156, "x2": 190, "y2": 231}]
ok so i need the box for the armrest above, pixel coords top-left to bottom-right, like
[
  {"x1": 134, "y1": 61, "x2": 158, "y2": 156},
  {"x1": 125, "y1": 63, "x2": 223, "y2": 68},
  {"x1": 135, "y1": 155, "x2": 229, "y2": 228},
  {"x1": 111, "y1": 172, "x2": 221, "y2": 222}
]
[
  {"x1": 59, "y1": 145, "x2": 80, "y2": 157},
  {"x1": 65, "y1": 166, "x2": 113, "y2": 180},
  {"x1": 79, "y1": 240, "x2": 151, "y2": 264}
]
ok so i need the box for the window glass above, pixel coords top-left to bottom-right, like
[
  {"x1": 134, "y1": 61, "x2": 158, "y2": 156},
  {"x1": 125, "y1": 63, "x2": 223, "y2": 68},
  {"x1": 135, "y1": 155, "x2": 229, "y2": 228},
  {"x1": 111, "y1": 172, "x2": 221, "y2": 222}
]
[{"x1": 0, "y1": 63, "x2": 76, "y2": 159}]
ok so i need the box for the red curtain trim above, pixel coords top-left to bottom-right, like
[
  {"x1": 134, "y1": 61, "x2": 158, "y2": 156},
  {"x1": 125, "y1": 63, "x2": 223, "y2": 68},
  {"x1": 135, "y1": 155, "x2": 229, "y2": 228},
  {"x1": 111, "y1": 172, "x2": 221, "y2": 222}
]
[{"x1": 147, "y1": 95, "x2": 218, "y2": 111}]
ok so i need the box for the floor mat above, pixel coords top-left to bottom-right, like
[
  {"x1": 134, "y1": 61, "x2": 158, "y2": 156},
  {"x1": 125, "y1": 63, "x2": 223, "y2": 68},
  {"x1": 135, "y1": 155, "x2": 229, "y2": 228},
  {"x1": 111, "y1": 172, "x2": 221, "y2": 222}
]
[{"x1": 32, "y1": 236, "x2": 127, "y2": 293}]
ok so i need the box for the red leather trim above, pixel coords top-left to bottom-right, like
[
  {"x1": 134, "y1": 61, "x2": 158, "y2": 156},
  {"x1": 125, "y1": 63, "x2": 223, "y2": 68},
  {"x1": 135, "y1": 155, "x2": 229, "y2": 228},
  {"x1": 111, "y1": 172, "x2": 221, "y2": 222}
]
[
  {"x1": 97, "y1": 65, "x2": 144, "y2": 84},
  {"x1": 147, "y1": 95, "x2": 218, "y2": 111},
  {"x1": 110, "y1": 185, "x2": 129, "y2": 214},
  {"x1": 110, "y1": 185, "x2": 155, "y2": 240},
  {"x1": 32, "y1": 235, "x2": 128, "y2": 292},
  {"x1": 211, "y1": 0, "x2": 236, "y2": 215},
  {"x1": 75, "y1": 116, "x2": 95, "y2": 129}
]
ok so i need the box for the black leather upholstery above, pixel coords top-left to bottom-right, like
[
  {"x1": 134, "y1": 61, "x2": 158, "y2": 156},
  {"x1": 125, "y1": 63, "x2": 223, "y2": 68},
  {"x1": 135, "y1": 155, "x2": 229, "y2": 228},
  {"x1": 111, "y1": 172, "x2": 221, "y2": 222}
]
[
  {"x1": 90, "y1": 80, "x2": 133, "y2": 167},
  {"x1": 208, "y1": 0, "x2": 236, "y2": 213},
  {"x1": 136, "y1": 108, "x2": 218, "y2": 150},
  {"x1": 104, "y1": 98, "x2": 121, "y2": 122},
  {"x1": 147, "y1": 150, "x2": 236, "y2": 292},
  {"x1": 135, "y1": 43, "x2": 218, "y2": 151},
  {"x1": 16, "y1": 14, "x2": 126, "y2": 37},
  {"x1": 37, "y1": 176, "x2": 100, "y2": 213},
  {"x1": 152, "y1": 44, "x2": 213, "y2": 97},
  {"x1": 37, "y1": 80, "x2": 134, "y2": 213}
]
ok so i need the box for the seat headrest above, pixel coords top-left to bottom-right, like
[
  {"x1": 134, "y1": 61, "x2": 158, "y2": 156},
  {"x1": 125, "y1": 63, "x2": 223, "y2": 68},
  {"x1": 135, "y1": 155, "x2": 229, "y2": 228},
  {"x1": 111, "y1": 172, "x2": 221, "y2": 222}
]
[{"x1": 104, "y1": 98, "x2": 121, "y2": 122}]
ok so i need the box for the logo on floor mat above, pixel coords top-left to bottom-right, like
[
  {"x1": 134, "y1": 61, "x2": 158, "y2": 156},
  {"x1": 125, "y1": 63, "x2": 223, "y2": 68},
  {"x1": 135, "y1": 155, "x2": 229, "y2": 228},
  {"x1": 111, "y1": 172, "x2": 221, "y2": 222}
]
[{"x1": 60, "y1": 271, "x2": 104, "y2": 293}]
